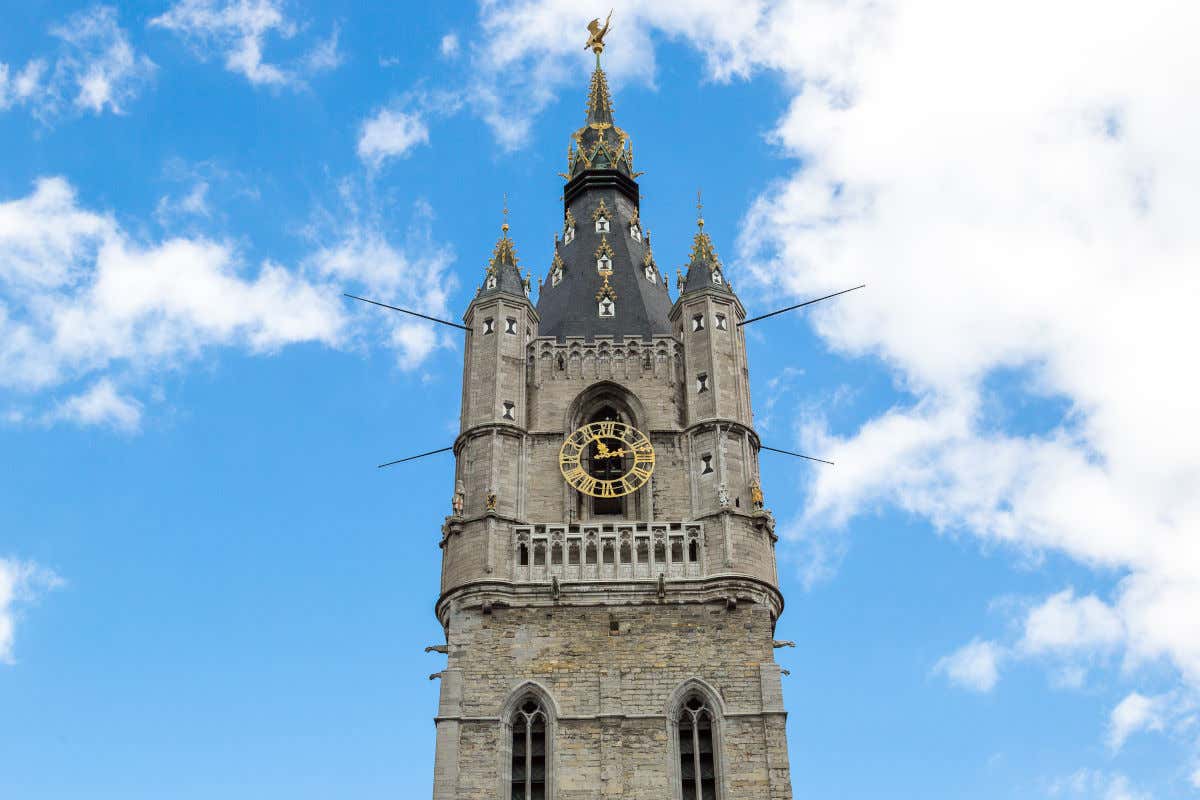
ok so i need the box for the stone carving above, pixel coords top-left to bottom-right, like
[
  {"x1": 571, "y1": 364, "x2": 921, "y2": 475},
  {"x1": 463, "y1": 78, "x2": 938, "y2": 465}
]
[
  {"x1": 486, "y1": 489, "x2": 497, "y2": 512},
  {"x1": 751, "y1": 479, "x2": 764, "y2": 510},
  {"x1": 717, "y1": 483, "x2": 730, "y2": 508},
  {"x1": 452, "y1": 480, "x2": 466, "y2": 516}
]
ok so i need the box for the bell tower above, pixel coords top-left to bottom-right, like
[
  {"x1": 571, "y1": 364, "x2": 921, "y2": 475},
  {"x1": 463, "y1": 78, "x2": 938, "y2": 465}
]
[{"x1": 432, "y1": 20, "x2": 793, "y2": 800}]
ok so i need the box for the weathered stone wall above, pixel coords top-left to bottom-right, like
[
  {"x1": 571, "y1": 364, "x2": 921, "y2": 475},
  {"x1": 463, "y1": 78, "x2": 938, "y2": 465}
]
[{"x1": 432, "y1": 601, "x2": 792, "y2": 800}]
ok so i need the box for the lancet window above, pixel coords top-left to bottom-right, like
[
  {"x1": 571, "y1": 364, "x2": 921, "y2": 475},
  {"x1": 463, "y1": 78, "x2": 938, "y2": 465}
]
[
  {"x1": 508, "y1": 697, "x2": 549, "y2": 800},
  {"x1": 675, "y1": 695, "x2": 719, "y2": 800}
]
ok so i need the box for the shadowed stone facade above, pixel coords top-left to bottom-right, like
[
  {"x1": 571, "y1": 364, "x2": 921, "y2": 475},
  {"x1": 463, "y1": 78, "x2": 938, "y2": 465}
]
[{"x1": 431, "y1": 44, "x2": 793, "y2": 800}]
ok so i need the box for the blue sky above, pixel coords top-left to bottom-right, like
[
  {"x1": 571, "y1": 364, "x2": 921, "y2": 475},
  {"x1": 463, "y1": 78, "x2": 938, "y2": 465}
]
[{"x1": 2, "y1": 2, "x2": 1198, "y2": 798}]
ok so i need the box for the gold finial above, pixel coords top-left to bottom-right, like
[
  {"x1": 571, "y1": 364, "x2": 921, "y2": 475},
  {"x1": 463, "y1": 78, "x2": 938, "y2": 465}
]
[
  {"x1": 501, "y1": 192, "x2": 510, "y2": 233},
  {"x1": 696, "y1": 189, "x2": 704, "y2": 229},
  {"x1": 585, "y1": 10, "x2": 613, "y2": 59}
]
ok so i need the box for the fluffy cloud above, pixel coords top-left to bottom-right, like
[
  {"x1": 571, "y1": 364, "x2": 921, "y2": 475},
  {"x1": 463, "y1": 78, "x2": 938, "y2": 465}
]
[
  {"x1": 1107, "y1": 692, "x2": 1167, "y2": 752},
  {"x1": 464, "y1": 0, "x2": 1200, "y2": 775},
  {"x1": 933, "y1": 638, "x2": 1003, "y2": 693},
  {"x1": 0, "y1": 558, "x2": 63, "y2": 665},
  {"x1": 150, "y1": 0, "x2": 339, "y2": 87},
  {"x1": 1, "y1": 5, "x2": 153, "y2": 118},
  {"x1": 0, "y1": 176, "x2": 452, "y2": 427},
  {"x1": 357, "y1": 108, "x2": 429, "y2": 167}
]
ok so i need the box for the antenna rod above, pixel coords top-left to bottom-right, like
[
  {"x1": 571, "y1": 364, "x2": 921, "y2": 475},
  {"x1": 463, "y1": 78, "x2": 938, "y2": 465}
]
[
  {"x1": 378, "y1": 446, "x2": 454, "y2": 469},
  {"x1": 760, "y1": 445, "x2": 835, "y2": 466},
  {"x1": 344, "y1": 293, "x2": 470, "y2": 331},
  {"x1": 738, "y1": 284, "x2": 866, "y2": 327}
]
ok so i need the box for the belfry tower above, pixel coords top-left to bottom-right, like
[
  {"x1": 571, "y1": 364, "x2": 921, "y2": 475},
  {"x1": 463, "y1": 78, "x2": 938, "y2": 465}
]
[{"x1": 432, "y1": 21, "x2": 792, "y2": 800}]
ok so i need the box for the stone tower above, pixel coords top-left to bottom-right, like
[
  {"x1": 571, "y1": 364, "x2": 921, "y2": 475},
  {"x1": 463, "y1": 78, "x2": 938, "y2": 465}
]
[{"x1": 431, "y1": 36, "x2": 793, "y2": 800}]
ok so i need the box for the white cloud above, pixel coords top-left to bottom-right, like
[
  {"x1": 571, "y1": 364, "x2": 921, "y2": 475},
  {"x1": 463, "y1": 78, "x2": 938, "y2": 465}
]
[
  {"x1": 0, "y1": 558, "x2": 63, "y2": 665},
  {"x1": 0, "y1": 176, "x2": 453, "y2": 427},
  {"x1": 49, "y1": 378, "x2": 144, "y2": 432},
  {"x1": 1020, "y1": 590, "x2": 1125, "y2": 657},
  {"x1": 150, "y1": 0, "x2": 339, "y2": 88},
  {"x1": 356, "y1": 108, "x2": 429, "y2": 167},
  {"x1": 440, "y1": 34, "x2": 460, "y2": 59},
  {"x1": 1, "y1": 6, "x2": 153, "y2": 119},
  {"x1": 934, "y1": 638, "x2": 1004, "y2": 693},
  {"x1": 1107, "y1": 692, "x2": 1167, "y2": 752}
]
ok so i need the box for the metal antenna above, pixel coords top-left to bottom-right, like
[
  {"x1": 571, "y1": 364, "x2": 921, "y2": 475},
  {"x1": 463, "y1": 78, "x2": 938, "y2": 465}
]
[
  {"x1": 344, "y1": 293, "x2": 469, "y2": 331},
  {"x1": 760, "y1": 445, "x2": 834, "y2": 466},
  {"x1": 378, "y1": 446, "x2": 454, "y2": 469},
  {"x1": 738, "y1": 284, "x2": 866, "y2": 327}
]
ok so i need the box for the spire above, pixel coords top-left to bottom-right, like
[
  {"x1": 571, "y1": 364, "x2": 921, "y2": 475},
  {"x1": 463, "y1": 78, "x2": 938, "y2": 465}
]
[
  {"x1": 565, "y1": 13, "x2": 636, "y2": 184},
  {"x1": 477, "y1": 197, "x2": 529, "y2": 300},
  {"x1": 680, "y1": 190, "x2": 734, "y2": 297}
]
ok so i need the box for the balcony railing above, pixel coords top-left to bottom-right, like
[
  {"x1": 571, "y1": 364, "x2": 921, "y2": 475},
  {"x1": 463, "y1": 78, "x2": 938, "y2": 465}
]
[{"x1": 512, "y1": 521, "x2": 706, "y2": 583}]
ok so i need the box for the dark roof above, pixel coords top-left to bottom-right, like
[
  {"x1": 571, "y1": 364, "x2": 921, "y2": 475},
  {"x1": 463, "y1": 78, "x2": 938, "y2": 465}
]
[
  {"x1": 536, "y1": 190, "x2": 672, "y2": 340},
  {"x1": 679, "y1": 222, "x2": 736, "y2": 297},
  {"x1": 471, "y1": 224, "x2": 532, "y2": 306}
]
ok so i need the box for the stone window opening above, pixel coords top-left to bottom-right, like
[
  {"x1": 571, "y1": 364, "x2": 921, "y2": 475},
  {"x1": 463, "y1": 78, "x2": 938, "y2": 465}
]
[
  {"x1": 598, "y1": 297, "x2": 615, "y2": 318},
  {"x1": 534, "y1": 543, "x2": 546, "y2": 566},
  {"x1": 483, "y1": 317, "x2": 495, "y2": 335},
  {"x1": 654, "y1": 540, "x2": 667, "y2": 563},
  {"x1": 691, "y1": 314, "x2": 704, "y2": 332},
  {"x1": 518, "y1": 543, "x2": 529, "y2": 566},
  {"x1": 637, "y1": 540, "x2": 649, "y2": 564},
  {"x1": 603, "y1": 541, "x2": 615, "y2": 564},
  {"x1": 696, "y1": 373, "x2": 709, "y2": 393},
  {"x1": 700, "y1": 454, "x2": 714, "y2": 475},
  {"x1": 568, "y1": 542, "x2": 580, "y2": 565},
  {"x1": 619, "y1": 541, "x2": 632, "y2": 563},
  {"x1": 595, "y1": 216, "x2": 609, "y2": 233},
  {"x1": 689, "y1": 539, "x2": 700, "y2": 562},
  {"x1": 676, "y1": 695, "x2": 718, "y2": 800},
  {"x1": 715, "y1": 314, "x2": 727, "y2": 331},
  {"x1": 551, "y1": 542, "x2": 563, "y2": 565},
  {"x1": 503, "y1": 401, "x2": 516, "y2": 421},
  {"x1": 671, "y1": 538, "x2": 684, "y2": 562},
  {"x1": 586, "y1": 541, "x2": 598, "y2": 564},
  {"x1": 509, "y1": 697, "x2": 549, "y2": 800},
  {"x1": 597, "y1": 254, "x2": 612, "y2": 273},
  {"x1": 556, "y1": 354, "x2": 566, "y2": 371},
  {"x1": 505, "y1": 317, "x2": 518, "y2": 334}
]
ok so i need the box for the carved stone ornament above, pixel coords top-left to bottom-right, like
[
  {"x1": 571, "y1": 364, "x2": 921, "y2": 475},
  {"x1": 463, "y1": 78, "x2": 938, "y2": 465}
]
[
  {"x1": 486, "y1": 489, "x2": 498, "y2": 512},
  {"x1": 452, "y1": 480, "x2": 466, "y2": 517},
  {"x1": 717, "y1": 483, "x2": 730, "y2": 508}
]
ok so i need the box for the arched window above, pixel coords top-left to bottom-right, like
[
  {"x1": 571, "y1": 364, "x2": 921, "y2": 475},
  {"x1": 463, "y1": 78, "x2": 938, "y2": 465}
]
[
  {"x1": 505, "y1": 692, "x2": 553, "y2": 800},
  {"x1": 674, "y1": 693, "x2": 720, "y2": 800}
]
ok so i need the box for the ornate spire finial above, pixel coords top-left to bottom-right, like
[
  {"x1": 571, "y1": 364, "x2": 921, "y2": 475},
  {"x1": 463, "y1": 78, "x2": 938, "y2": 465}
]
[
  {"x1": 502, "y1": 192, "x2": 510, "y2": 233},
  {"x1": 696, "y1": 189, "x2": 705, "y2": 230},
  {"x1": 585, "y1": 10, "x2": 613, "y2": 60}
]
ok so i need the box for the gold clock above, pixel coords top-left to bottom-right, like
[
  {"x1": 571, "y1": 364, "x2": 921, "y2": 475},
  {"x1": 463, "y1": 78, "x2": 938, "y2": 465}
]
[{"x1": 559, "y1": 420, "x2": 655, "y2": 498}]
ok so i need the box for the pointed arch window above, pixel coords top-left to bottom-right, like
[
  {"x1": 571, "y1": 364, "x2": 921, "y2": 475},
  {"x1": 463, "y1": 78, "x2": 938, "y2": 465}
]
[
  {"x1": 675, "y1": 695, "x2": 719, "y2": 800},
  {"x1": 595, "y1": 215, "x2": 610, "y2": 234},
  {"x1": 508, "y1": 697, "x2": 549, "y2": 800},
  {"x1": 598, "y1": 297, "x2": 615, "y2": 317}
]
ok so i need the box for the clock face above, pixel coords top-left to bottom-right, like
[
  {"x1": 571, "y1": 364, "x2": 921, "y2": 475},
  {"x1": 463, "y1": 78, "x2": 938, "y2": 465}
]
[{"x1": 559, "y1": 420, "x2": 656, "y2": 498}]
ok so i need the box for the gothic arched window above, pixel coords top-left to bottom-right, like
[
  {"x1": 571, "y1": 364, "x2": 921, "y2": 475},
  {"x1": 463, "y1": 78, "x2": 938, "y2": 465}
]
[
  {"x1": 675, "y1": 694, "x2": 719, "y2": 800},
  {"x1": 508, "y1": 696, "x2": 550, "y2": 800}
]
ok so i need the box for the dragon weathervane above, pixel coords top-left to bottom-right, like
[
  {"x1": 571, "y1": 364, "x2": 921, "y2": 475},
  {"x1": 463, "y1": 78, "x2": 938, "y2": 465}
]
[{"x1": 585, "y1": 10, "x2": 613, "y2": 56}]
